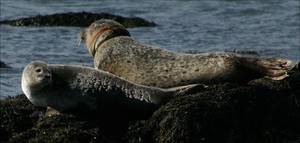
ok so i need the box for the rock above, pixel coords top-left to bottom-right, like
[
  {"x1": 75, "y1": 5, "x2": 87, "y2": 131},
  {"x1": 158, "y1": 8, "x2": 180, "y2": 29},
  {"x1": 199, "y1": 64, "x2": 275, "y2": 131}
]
[
  {"x1": 125, "y1": 65, "x2": 300, "y2": 143},
  {"x1": 0, "y1": 95, "x2": 45, "y2": 142},
  {"x1": 0, "y1": 12, "x2": 156, "y2": 28},
  {"x1": 127, "y1": 85, "x2": 300, "y2": 143},
  {"x1": 1, "y1": 63, "x2": 300, "y2": 143},
  {"x1": 0, "y1": 61, "x2": 10, "y2": 68},
  {"x1": 0, "y1": 95, "x2": 118, "y2": 143}
]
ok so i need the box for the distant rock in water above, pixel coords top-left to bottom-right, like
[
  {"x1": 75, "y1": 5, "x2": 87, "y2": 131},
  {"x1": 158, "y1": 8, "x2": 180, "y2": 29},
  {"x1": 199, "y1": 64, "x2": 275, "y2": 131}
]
[
  {"x1": 0, "y1": 61, "x2": 10, "y2": 68},
  {"x1": 0, "y1": 12, "x2": 156, "y2": 28}
]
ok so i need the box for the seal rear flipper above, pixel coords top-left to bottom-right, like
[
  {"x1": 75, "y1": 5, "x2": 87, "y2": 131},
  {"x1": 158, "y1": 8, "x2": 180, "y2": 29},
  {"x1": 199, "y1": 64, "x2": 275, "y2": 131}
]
[
  {"x1": 166, "y1": 84, "x2": 208, "y2": 97},
  {"x1": 238, "y1": 56, "x2": 293, "y2": 81}
]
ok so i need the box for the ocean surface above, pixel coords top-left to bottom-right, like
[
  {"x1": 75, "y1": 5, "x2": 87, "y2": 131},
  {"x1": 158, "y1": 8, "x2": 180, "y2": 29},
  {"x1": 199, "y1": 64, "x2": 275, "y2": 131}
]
[{"x1": 0, "y1": 0, "x2": 299, "y2": 98}]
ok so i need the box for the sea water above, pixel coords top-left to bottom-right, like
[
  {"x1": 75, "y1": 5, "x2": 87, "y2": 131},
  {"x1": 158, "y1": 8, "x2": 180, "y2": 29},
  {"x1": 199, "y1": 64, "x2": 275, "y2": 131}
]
[{"x1": 0, "y1": 0, "x2": 299, "y2": 98}]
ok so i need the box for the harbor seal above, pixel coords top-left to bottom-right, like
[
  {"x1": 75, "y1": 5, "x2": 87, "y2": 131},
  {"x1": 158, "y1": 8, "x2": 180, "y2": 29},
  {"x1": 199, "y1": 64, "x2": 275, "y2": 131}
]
[
  {"x1": 21, "y1": 61, "x2": 204, "y2": 115},
  {"x1": 80, "y1": 19, "x2": 292, "y2": 88}
]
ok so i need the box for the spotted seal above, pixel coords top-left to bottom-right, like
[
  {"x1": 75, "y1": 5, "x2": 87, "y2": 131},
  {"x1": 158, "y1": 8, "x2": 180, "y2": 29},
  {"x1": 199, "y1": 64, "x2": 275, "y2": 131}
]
[
  {"x1": 21, "y1": 61, "x2": 203, "y2": 115},
  {"x1": 80, "y1": 19, "x2": 292, "y2": 88}
]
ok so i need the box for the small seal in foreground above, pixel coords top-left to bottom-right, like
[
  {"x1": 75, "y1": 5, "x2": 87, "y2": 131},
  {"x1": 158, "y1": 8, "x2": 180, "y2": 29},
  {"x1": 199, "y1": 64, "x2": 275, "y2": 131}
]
[
  {"x1": 21, "y1": 61, "x2": 203, "y2": 115},
  {"x1": 80, "y1": 19, "x2": 292, "y2": 88}
]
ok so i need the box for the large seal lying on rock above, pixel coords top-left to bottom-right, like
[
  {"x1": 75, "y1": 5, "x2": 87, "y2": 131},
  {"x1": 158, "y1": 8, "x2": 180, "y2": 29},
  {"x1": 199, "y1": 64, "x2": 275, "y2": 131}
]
[
  {"x1": 21, "y1": 61, "x2": 203, "y2": 114},
  {"x1": 80, "y1": 19, "x2": 292, "y2": 88}
]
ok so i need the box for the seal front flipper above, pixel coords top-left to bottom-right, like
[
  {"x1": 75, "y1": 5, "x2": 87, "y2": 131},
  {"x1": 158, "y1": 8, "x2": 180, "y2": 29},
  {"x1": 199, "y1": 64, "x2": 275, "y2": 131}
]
[{"x1": 45, "y1": 106, "x2": 61, "y2": 117}]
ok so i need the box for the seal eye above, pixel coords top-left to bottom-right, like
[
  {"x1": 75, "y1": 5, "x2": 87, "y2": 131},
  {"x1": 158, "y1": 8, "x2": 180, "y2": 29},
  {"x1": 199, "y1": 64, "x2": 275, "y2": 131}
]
[{"x1": 35, "y1": 69, "x2": 42, "y2": 73}]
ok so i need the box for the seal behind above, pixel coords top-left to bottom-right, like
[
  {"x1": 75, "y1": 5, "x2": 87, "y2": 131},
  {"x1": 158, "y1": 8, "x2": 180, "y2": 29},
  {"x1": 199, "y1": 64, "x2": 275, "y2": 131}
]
[{"x1": 81, "y1": 19, "x2": 293, "y2": 88}]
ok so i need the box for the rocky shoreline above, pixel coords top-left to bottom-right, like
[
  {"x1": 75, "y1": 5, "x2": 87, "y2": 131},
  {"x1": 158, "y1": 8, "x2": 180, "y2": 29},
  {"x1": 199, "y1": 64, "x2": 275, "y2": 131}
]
[
  {"x1": 1, "y1": 63, "x2": 299, "y2": 143},
  {"x1": 0, "y1": 12, "x2": 156, "y2": 28}
]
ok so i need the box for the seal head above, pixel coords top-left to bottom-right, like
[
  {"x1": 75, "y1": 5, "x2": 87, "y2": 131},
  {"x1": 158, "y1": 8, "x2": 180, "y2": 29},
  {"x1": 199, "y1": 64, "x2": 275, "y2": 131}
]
[
  {"x1": 21, "y1": 61, "x2": 52, "y2": 107},
  {"x1": 80, "y1": 19, "x2": 130, "y2": 57}
]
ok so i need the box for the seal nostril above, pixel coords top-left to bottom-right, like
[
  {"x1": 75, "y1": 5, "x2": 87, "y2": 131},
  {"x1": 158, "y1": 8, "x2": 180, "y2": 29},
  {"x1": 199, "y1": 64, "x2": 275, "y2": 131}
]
[{"x1": 45, "y1": 75, "x2": 51, "y2": 79}]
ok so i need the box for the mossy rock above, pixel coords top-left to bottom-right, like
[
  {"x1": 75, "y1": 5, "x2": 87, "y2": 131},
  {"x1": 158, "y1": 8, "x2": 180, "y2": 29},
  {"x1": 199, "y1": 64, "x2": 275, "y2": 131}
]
[
  {"x1": 0, "y1": 95, "x2": 125, "y2": 143},
  {"x1": 0, "y1": 95, "x2": 45, "y2": 142},
  {"x1": 125, "y1": 64, "x2": 300, "y2": 143}
]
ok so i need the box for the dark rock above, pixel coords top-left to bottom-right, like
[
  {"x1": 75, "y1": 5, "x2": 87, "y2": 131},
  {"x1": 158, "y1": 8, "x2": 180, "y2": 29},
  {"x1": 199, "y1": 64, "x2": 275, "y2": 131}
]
[
  {"x1": 127, "y1": 89, "x2": 300, "y2": 143},
  {"x1": 125, "y1": 64, "x2": 300, "y2": 143},
  {"x1": 0, "y1": 12, "x2": 156, "y2": 28},
  {"x1": 0, "y1": 95, "x2": 119, "y2": 143},
  {"x1": 0, "y1": 95, "x2": 46, "y2": 142},
  {"x1": 0, "y1": 61, "x2": 10, "y2": 68},
  {"x1": 1, "y1": 63, "x2": 300, "y2": 143},
  {"x1": 8, "y1": 115, "x2": 104, "y2": 143}
]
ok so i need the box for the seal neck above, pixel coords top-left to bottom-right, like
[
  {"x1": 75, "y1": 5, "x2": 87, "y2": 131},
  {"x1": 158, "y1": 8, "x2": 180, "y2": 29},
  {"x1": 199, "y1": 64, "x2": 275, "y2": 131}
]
[{"x1": 90, "y1": 27, "x2": 130, "y2": 57}]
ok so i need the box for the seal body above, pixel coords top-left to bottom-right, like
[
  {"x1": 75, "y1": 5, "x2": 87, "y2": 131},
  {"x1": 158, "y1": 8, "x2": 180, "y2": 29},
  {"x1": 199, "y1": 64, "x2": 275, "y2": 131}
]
[
  {"x1": 21, "y1": 61, "x2": 201, "y2": 115},
  {"x1": 81, "y1": 19, "x2": 292, "y2": 88},
  {"x1": 95, "y1": 37, "x2": 241, "y2": 87}
]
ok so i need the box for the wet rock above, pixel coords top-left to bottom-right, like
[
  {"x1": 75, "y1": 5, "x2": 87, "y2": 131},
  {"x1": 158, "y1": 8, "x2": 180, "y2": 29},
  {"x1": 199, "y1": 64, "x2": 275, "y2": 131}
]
[
  {"x1": 0, "y1": 95, "x2": 119, "y2": 143},
  {"x1": 0, "y1": 61, "x2": 10, "y2": 68},
  {"x1": 0, "y1": 95, "x2": 46, "y2": 142},
  {"x1": 127, "y1": 88, "x2": 300, "y2": 142},
  {"x1": 8, "y1": 115, "x2": 104, "y2": 143},
  {"x1": 0, "y1": 12, "x2": 156, "y2": 28},
  {"x1": 1, "y1": 63, "x2": 300, "y2": 143},
  {"x1": 126, "y1": 65, "x2": 300, "y2": 143}
]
